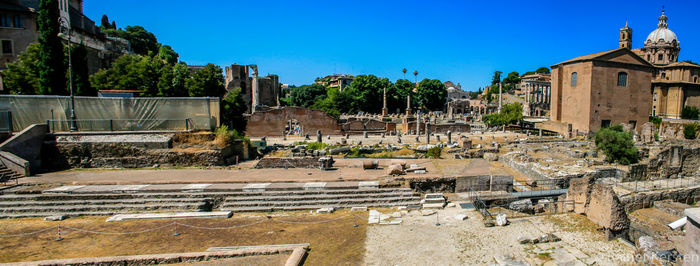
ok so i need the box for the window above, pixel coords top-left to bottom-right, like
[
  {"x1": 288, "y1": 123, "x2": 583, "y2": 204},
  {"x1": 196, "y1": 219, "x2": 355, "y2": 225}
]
[
  {"x1": 654, "y1": 93, "x2": 657, "y2": 102},
  {"x1": 694, "y1": 77, "x2": 698, "y2": 83},
  {"x1": 661, "y1": 72, "x2": 666, "y2": 79},
  {"x1": 629, "y1": 120, "x2": 637, "y2": 130},
  {"x1": 617, "y1": 72, "x2": 628, "y2": 87},
  {"x1": 571, "y1": 72, "x2": 577, "y2": 87},
  {"x1": 601, "y1": 120, "x2": 611, "y2": 128},
  {"x1": 2, "y1": 40, "x2": 12, "y2": 54},
  {"x1": 652, "y1": 106, "x2": 656, "y2": 116},
  {"x1": 12, "y1": 16, "x2": 22, "y2": 28},
  {"x1": 0, "y1": 14, "x2": 9, "y2": 28},
  {"x1": 658, "y1": 54, "x2": 664, "y2": 61}
]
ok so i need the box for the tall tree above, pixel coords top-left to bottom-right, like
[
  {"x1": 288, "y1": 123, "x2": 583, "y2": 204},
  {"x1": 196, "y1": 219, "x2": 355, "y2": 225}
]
[
  {"x1": 349, "y1": 75, "x2": 392, "y2": 114},
  {"x1": 3, "y1": 43, "x2": 41, "y2": 94},
  {"x1": 100, "y1": 14, "x2": 110, "y2": 29},
  {"x1": 287, "y1": 84, "x2": 327, "y2": 108},
  {"x1": 102, "y1": 25, "x2": 159, "y2": 55},
  {"x1": 70, "y1": 43, "x2": 95, "y2": 96},
  {"x1": 535, "y1": 67, "x2": 550, "y2": 74},
  {"x1": 158, "y1": 45, "x2": 179, "y2": 65},
  {"x1": 186, "y1": 63, "x2": 225, "y2": 97},
  {"x1": 402, "y1": 68, "x2": 407, "y2": 79},
  {"x1": 37, "y1": 0, "x2": 66, "y2": 95},
  {"x1": 415, "y1": 79, "x2": 447, "y2": 111},
  {"x1": 221, "y1": 88, "x2": 248, "y2": 132}
]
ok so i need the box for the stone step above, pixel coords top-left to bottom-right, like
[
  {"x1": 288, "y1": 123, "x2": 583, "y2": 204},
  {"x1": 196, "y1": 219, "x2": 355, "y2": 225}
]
[
  {"x1": 222, "y1": 196, "x2": 421, "y2": 208},
  {"x1": 1, "y1": 188, "x2": 414, "y2": 201},
  {"x1": 0, "y1": 211, "x2": 118, "y2": 219},
  {"x1": 0, "y1": 197, "x2": 210, "y2": 208},
  {"x1": 224, "y1": 201, "x2": 421, "y2": 212},
  {"x1": 223, "y1": 192, "x2": 418, "y2": 202},
  {"x1": 1, "y1": 202, "x2": 204, "y2": 214}
]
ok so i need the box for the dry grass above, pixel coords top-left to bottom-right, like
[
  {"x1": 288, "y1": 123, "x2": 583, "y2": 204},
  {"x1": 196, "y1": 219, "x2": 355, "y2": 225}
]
[{"x1": 0, "y1": 211, "x2": 367, "y2": 265}]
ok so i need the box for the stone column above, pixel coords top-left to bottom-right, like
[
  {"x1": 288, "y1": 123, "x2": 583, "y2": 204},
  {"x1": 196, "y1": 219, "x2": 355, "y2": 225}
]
[
  {"x1": 447, "y1": 131, "x2": 452, "y2": 144},
  {"x1": 317, "y1": 130, "x2": 322, "y2": 143},
  {"x1": 426, "y1": 122, "x2": 431, "y2": 144},
  {"x1": 382, "y1": 87, "x2": 388, "y2": 116},
  {"x1": 416, "y1": 112, "x2": 421, "y2": 136},
  {"x1": 406, "y1": 95, "x2": 412, "y2": 116},
  {"x1": 498, "y1": 83, "x2": 503, "y2": 113}
]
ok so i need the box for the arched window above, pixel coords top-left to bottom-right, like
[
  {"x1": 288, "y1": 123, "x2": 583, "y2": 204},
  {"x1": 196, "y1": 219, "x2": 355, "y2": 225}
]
[
  {"x1": 617, "y1": 72, "x2": 628, "y2": 87},
  {"x1": 694, "y1": 76, "x2": 698, "y2": 83},
  {"x1": 658, "y1": 54, "x2": 664, "y2": 61},
  {"x1": 571, "y1": 72, "x2": 577, "y2": 87}
]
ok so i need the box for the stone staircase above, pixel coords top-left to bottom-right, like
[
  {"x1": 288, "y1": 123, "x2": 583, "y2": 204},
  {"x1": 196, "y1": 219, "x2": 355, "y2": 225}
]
[
  {"x1": 0, "y1": 184, "x2": 421, "y2": 218},
  {"x1": 0, "y1": 164, "x2": 23, "y2": 183},
  {"x1": 221, "y1": 188, "x2": 421, "y2": 212}
]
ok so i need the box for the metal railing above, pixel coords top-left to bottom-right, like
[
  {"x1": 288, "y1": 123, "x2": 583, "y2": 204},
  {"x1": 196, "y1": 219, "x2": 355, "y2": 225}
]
[
  {"x1": 46, "y1": 118, "x2": 194, "y2": 132},
  {"x1": 604, "y1": 175, "x2": 700, "y2": 193}
]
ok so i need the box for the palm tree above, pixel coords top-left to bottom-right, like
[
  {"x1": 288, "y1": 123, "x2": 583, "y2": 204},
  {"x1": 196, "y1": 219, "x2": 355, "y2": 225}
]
[
  {"x1": 402, "y1": 68, "x2": 407, "y2": 79},
  {"x1": 413, "y1": 70, "x2": 418, "y2": 83}
]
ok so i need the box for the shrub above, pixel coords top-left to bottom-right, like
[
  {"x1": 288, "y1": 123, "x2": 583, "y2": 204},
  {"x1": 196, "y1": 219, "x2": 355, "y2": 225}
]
[
  {"x1": 306, "y1": 142, "x2": 328, "y2": 150},
  {"x1": 684, "y1": 123, "x2": 699, "y2": 139},
  {"x1": 594, "y1": 124, "x2": 638, "y2": 165},
  {"x1": 681, "y1": 106, "x2": 699, "y2": 120},
  {"x1": 214, "y1": 125, "x2": 244, "y2": 146},
  {"x1": 649, "y1": 116, "x2": 662, "y2": 128},
  {"x1": 426, "y1": 146, "x2": 442, "y2": 159}
]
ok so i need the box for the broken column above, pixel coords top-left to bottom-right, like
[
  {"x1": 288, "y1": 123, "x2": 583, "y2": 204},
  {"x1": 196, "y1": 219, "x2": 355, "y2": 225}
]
[
  {"x1": 317, "y1": 130, "x2": 322, "y2": 143},
  {"x1": 447, "y1": 131, "x2": 452, "y2": 144},
  {"x1": 426, "y1": 122, "x2": 431, "y2": 144}
]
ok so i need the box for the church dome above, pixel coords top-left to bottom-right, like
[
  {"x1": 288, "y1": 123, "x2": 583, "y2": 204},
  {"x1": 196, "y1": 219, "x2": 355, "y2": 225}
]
[
  {"x1": 646, "y1": 9, "x2": 678, "y2": 44},
  {"x1": 646, "y1": 28, "x2": 677, "y2": 43}
]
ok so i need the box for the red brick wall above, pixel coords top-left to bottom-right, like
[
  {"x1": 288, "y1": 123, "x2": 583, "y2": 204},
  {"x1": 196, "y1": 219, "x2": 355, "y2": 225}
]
[{"x1": 245, "y1": 107, "x2": 342, "y2": 137}]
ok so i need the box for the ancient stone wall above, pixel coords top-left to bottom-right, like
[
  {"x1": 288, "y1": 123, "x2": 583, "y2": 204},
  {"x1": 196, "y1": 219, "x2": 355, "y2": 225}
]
[
  {"x1": 245, "y1": 107, "x2": 342, "y2": 137},
  {"x1": 643, "y1": 145, "x2": 700, "y2": 180},
  {"x1": 407, "y1": 177, "x2": 456, "y2": 193},
  {"x1": 619, "y1": 187, "x2": 700, "y2": 213},
  {"x1": 565, "y1": 175, "x2": 630, "y2": 238},
  {"x1": 253, "y1": 157, "x2": 320, "y2": 169}
]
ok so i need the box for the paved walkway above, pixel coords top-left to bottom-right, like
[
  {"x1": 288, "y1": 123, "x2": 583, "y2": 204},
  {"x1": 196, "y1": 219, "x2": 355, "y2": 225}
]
[{"x1": 23, "y1": 159, "x2": 441, "y2": 185}]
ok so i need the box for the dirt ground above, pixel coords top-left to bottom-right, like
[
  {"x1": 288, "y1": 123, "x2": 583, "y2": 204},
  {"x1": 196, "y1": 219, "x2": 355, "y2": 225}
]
[
  {"x1": 0, "y1": 211, "x2": 367, "y2": 265},
  {"x1": 22, "y1": 158, "x2": 441, "y2": 185},
  {"x1": 364, "y1": 207, "x2": 635, "y2": 265}
]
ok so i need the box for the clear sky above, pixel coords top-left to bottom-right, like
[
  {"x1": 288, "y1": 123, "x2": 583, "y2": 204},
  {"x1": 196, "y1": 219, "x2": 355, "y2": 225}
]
[{"x1": 83, "y1": 0, "x2": 700, "y2": 91}]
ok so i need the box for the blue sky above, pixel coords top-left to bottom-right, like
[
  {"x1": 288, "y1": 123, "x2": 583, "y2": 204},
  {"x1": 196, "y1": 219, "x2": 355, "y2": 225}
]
[{"x1": 83, "y1": 0, "x2": 699, "y2": 91}]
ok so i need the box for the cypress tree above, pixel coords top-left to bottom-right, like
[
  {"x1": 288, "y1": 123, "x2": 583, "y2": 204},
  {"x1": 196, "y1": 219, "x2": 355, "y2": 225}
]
[
  {"x1": 38, "y1": 0, "x2": 67, "y2": 95},
  {"x1": 71, "y1": 43, "x2": 94, "y2": 96}
]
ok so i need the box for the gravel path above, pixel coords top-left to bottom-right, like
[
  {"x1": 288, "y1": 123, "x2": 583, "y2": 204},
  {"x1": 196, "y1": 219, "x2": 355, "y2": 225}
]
[{"x1": 364, "y1": 208, "x2": 634, "y2": 265}]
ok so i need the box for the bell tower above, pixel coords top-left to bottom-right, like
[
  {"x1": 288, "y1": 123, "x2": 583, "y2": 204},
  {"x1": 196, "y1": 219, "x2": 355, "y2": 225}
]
[{"x1": 619, "y1": 21, "x2": 632, "y2": 49}]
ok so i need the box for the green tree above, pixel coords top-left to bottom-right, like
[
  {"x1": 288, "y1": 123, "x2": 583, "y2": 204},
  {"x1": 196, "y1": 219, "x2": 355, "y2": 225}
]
[
  {"x1": 349, "y1": 75, "x2": 392, "y2": 113},
  {"x1": 158, "y1": 45, "x2": 179, "y2": 65},
  {"x1": 100, "y1": 14, "x2": 111, "y2": 29},
  {"x1": 681, "y1": 106, "x2": 699, "y2": 120},
  {"x1": 70, "y1": 43, "x2": 95, "y2": 96},
  {"x1": 103, "y1": 26, "x2": 159, "y2": 55},
  {"x1": 90, "y1": 54, "x2": 161, "y2": 95},
  {"x1": 502, "y1": 71, "x2": 521, "y2": 92},
  {"x1": 535, "y1": 67, "x2": 551, "y2": 74},
  {"x1": 38, "y1": 0, "x2": 66, "y2": 95},
  {"x1": 684, "y1": 123, "x2": 699, "y2": 139},
  {"x1": 415, "y1": 78, "x2": 447, "y2": 111},
  {"x1": 221, "y1": 88, "x2": 248, "y2": 132},
  {"x1": 391, "y1": 79, "x2": 415, "y2": 112},
  {"x1": 594, "y1": 124, "x2": 639, "y2": 165},
  {"x1": 491, "y1": 71, "x2": 502, "y2": 85},
  {"x1": 483, "y1": 102, "x2": 523, "y2": 127},
  {"x1": 185, "y1": 63, "x2": 225, "y2": 97},
  {"x1": 3, "y1": 43, "x2": 41, "y2": 94},
  {"x1": 288, "y1": 84, "x2": 327, "y2": 108}
]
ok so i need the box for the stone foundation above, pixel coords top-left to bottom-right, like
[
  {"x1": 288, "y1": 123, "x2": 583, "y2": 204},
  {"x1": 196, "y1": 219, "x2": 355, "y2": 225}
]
[{"x1": 254, "y1": 157, "x2": 322, "y2": 169}]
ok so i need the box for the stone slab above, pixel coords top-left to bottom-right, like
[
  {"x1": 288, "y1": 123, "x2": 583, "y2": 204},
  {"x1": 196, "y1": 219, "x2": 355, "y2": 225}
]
[
  {"x1": 358, "y1": 181, "x2": 379, "y2": 189},
  {"x1": 106, "y1": 211, "x2": 233, "y2": 222},
  {"x1": 685, "y1": 207, "x2": 700, "y2": 223},
  {"x1": 265, "y1": 182, "x2": 305, "y2": 191},
  {"x1": 324, "y1": 181, "x2": 359, "y2": 190},
  {"x1": 205, "y1": 183, "x2": 247, "y2": 192},
  {"x1": 181, "y1": 183, "x2": 212, "y2": 192},
  {"x1": 43, "y1": 185, "x2": 86, "y2": 193},
  {"x1": 112, "y1": 185, "x2": 150, "y2": 193},
  {"x1": 303, "y1": 182, "x2": 327, "y2": 190},
  {"x1": 243, "y1": 183, "x2": 271, "y2": 192}
]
